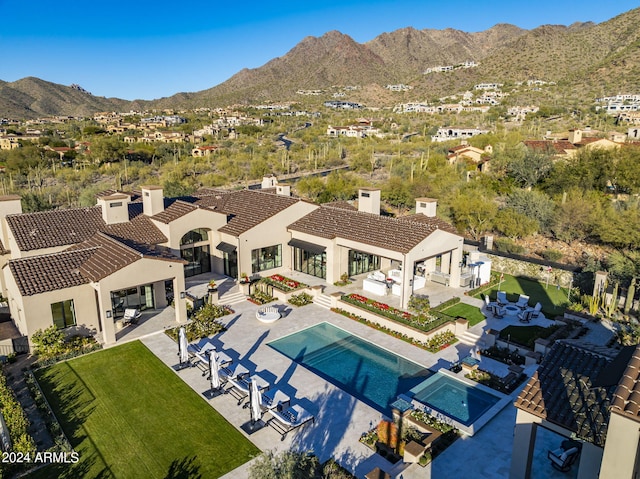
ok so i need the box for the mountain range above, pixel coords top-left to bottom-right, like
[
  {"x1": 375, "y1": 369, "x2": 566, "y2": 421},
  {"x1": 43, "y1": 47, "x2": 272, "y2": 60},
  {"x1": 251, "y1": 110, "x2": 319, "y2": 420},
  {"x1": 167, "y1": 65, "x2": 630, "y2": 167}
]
[{"x1": 2, "y1": 7, "x2": 640, "y2": 119}]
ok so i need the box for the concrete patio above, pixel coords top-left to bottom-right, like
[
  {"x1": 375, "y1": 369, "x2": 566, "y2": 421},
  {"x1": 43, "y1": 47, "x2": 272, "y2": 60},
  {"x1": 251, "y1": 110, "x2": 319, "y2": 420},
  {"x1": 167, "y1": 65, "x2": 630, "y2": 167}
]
[{"x1": 106, "y1": 272, "x2": 609, "y2": 478}]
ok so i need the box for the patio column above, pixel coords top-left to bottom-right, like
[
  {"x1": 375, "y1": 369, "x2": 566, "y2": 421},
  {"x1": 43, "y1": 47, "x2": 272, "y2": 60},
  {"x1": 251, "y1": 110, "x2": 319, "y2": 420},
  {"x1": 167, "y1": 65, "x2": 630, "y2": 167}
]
[
  {"x1": 441, "y1": 252, "x2": 451, "y2": 274},
  {"x1": 173, "y1": 276, "x2": 187, "y2": 323},
  {"x1": 96, "y1": 286, "x2": 116, "y2": 345},
  {"x1": 449, "y1": 241, "x2": 463, "y2": 288},
  {"x1": 400, "y1": 255, "x2": 412, "y2": 310},
  {"x1": 509, "y1": 418, "x2": 537, "y2": 479}
]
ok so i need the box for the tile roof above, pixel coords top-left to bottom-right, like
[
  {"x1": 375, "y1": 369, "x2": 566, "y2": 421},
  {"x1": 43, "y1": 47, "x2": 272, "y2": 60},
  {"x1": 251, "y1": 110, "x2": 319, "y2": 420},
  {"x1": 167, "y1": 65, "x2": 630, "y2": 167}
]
[
  {"x1": 6, "y1": 203, "x2": 167, "y2": 252},
  {"x1": 288, "y1": 206, "x2": 458, "y2": 254},
  {"x1": 9, "y1": 233, "x2": 184, "y2": 296},
  {"x1": 514, "y1": 341, "x2": 617, "y2": 446},
  {"x1": 151, "y1": 200, "x2": 198, "y2": 224},
  {"x1": 322, "y1": 200, "x2": 357, "y2": 211},
  {"x1": 610, "y1": 344, "x2": 640, "y2": 423},
  {"x1": 523, "y1": 140, "x2": 576, "y2": 154},
  {"x1": 8, "y1": 249, "x2": 94, "y2": 296},
  {"x1": 193, "y1": 189, "x2": 301, "y2": 237}
]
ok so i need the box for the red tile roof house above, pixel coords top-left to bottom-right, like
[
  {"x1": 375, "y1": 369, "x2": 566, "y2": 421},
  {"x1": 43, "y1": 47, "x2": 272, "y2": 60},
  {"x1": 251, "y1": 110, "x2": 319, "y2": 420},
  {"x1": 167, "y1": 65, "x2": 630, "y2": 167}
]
[
  {"x1": 0, "y1": 185, "x2": 463, "y2": 347},
  {"x1": 510, "y1": 340, "x2": 640, "y2": 478}
]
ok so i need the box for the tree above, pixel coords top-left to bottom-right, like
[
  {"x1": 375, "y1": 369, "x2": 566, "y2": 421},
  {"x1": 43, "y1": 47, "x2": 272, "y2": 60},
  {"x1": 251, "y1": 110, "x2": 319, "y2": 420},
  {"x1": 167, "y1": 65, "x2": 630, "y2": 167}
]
[
  {"x1": 551, "y1": 189, "x2": 604, "y2": 242},
  {"x1": 505, "y1": 189, "x2": 555, "y2": 229},
  {"x1": 492, "y1": 208, "x2": 538, "y2": 239},
  {"x1": 249, "y1": 450, "x2": 320, "y2": 479},
  {"x1": 506, "y1": 149, "x2": 553, "y2": 189},
  {"x1": 449, "y1": 191, "x2": 497, "y2": 240}
]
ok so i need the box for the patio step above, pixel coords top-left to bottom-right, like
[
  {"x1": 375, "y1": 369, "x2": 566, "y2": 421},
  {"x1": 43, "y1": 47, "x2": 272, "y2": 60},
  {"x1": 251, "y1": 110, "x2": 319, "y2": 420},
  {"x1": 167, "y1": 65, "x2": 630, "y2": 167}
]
[
  {"x1": 458, "y1": 329, "x2": 483, "y2": 346},
  {"x1": 219, "y1": 290, "x2": 247, "y2": 306},
  {"x1": 313, "y1": 293, "x2": 333, "y2": 310}
]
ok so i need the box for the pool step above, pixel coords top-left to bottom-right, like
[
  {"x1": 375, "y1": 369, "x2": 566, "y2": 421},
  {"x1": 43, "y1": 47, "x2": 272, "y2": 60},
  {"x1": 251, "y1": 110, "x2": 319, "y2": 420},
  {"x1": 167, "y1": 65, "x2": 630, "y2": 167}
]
[
  {"x1": 313, "y1": 293, "x2": 333, "y2": 310},
  {"x1": 219, "y1": 290, "x2": 247, "y2": 306}
]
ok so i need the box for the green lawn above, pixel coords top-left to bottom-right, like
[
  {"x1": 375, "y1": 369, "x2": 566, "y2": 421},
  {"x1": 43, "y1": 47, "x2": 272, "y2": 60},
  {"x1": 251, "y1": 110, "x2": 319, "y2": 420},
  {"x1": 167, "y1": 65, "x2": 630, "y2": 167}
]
[
  {"x1": 477, "y1": 274, "x2": 570, "y2": 318},
  {"x1": 32, "y1": 341, "x2": 259, "y2": 479},
  {"x1": 441, "y1": 303, "x2": 486, "y2": 326}
]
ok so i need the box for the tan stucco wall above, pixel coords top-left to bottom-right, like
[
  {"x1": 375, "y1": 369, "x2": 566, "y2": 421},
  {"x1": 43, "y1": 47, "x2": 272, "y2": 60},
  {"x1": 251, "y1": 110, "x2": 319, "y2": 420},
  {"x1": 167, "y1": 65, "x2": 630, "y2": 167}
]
[
  {"x1": 95, "y1": 257, "x2": 186, "y2": 344},
  {"x1": 600, "y1": 412, "x2": 640, "y2": 478},
  {"x1": 6, "y1": 281, "x2": 100, "y2": 341},
  {"x1": 237, "y1": 201, "x2": 318, "y2": 278}
]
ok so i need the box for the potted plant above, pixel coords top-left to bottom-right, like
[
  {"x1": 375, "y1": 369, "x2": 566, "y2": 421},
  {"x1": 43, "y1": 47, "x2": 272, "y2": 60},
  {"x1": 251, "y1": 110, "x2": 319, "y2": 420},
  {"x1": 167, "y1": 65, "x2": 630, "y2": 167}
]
[
  {"x1": 208, "y1": 280, "x2": 217, "y2": 292},
  {"x1": 240, "y1": 273, "x2": 249, "y2": 284}
]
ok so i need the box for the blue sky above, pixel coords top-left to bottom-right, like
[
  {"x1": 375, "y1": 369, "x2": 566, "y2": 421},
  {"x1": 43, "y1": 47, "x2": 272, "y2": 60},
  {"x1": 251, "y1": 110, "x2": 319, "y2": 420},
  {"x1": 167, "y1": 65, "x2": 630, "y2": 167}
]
[{"x1": 1, "y1": 0, "x2": 637, "y2": 100}]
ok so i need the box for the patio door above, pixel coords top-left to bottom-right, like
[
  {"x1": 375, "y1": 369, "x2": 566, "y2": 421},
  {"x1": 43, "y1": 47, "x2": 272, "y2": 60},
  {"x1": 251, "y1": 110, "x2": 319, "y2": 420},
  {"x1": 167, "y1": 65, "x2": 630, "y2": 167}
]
[{"x1": 223, "y1": 250, "x2": 238, "y2": 278}]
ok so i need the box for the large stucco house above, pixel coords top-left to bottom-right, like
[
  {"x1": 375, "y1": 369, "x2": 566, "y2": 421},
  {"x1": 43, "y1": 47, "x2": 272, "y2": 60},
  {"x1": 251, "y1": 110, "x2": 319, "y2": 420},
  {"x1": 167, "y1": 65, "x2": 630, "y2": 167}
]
[{"x1": 0, "y1": 183, "x2": 464, "y2": 347}]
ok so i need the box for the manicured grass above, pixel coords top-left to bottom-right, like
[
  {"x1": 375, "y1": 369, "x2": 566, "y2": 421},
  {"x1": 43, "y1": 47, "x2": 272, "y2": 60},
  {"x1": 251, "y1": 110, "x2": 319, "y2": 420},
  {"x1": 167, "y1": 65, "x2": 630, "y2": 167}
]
[
  {"x1": 32, "y1": 341, "x2": 259, "y2": 479},
  {"x1": 441, "y1": 303, "x2": 486, "y2": 326},
  {"x1": 477, "y1": 274, "x2": 569, "y2": 318}
]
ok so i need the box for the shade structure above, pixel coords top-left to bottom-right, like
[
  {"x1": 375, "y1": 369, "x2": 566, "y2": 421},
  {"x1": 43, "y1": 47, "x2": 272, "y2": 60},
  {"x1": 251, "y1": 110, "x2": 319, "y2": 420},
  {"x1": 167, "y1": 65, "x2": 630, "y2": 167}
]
[
  {"x1": 178, "y1": 327, "x2": 189, "y2": 366},
  {"x1": 250, "y1": 378, "x2": 262, "y2": 424},
  {"x1": 208, "y1": 351, "x2": 220, "y2": 390}
]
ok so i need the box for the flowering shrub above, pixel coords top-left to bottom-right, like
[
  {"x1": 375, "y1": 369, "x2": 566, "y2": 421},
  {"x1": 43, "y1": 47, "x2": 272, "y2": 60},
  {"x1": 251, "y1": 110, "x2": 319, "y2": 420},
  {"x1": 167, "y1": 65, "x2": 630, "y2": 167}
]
[
  {"x1": 341, "y1": 294, "x2": 448, "y2": 333},
  {"x1": 261, "y1": 275, "x2": 308, "y2": 292},
  {"x1": 288, "y1": 293, "x2": 314, "y2": 307},
  {"x1": 425, "y1": 331, "x2": 456, "y2": 352}
]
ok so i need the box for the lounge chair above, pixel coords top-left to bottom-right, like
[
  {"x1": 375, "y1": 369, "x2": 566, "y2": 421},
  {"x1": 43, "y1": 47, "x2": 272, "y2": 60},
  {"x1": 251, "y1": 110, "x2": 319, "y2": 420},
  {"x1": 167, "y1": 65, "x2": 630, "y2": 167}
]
[
  {"x1": 548, "y1": 446, "x2": 580, "y2": 472},
  {"x1": 268, "y1": 403, "x2": 315, "y2": 440},
  {"x1": 516, "y1": 294, "x2": 530, "y2": 310},
  {"x1": 219, "y1": 363, "x2": 249, "y2": 387},
  {"x1": 227, "y1": 374, "x2": 270, "y2": 405},
  {"x1": 261, "y1": 388, "x2": 290, "y2": 413},
  {"x1": 518, "y1": 309, "x2": 532, "y2": 323},
  {"x1": 484, "y1": 295, "x2": 498, "y2": 309},
  {"x1": 531, "y1": 302, "x2": 542, "y2": 318},
  {"x1": 123, "y1": 308, "x2": 141, "y2": 324},
  {"x1": 496, "y1": 291, "x2": 508, "y2": 306},
  {"x1": 490, "y1": 304, "x2": 504, "y2": 319}
]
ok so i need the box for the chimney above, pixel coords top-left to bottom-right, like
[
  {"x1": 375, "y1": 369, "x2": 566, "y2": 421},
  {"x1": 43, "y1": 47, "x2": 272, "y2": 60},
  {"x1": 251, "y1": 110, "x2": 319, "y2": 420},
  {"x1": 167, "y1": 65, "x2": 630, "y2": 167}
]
[
  {"x1": 0, "y1": 195, "x2": 22, "y2": 249},
  {"x1": 568, "y1": 129, "x2": 582, "y2": 144},
  {"x1": 261, "y1": 175, "x2": 278, "y2": 189},
  {"x1": 358, "y1": 188, "x2": 380, "y2": 215},
  {"x1": 276, "y1": 184, "x2": 291, "y2": 197},
  {"x1": 415, "y1": 197, "x2": 437, "y2": 217},
  {"x1": 141, "y1": 185, "x2": 165, "y2": 216},
  {"x1": 97, "y1": 193, "x2": 130, "y2": 225}
]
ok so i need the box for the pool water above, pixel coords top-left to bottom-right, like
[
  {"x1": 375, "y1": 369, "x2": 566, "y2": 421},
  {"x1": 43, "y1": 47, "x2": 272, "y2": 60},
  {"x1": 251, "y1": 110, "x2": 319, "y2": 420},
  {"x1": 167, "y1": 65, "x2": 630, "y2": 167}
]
[
  {"x1": 268, "y1": 322, "x2": 430, "y2": 412},
  {"x1": 409, "y1": 372, "x2": 501, "y2": 426}
]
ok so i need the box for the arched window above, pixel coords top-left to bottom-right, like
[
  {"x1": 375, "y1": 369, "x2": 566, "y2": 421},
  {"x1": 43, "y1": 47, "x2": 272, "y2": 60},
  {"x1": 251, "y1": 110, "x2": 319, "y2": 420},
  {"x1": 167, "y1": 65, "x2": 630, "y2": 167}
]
[
  {"x1": 180, "y1": 228, "x2": 208, "y2": 246},
  {"x1": 180, "y1": 229, "x2": 211, "y2": 277}
]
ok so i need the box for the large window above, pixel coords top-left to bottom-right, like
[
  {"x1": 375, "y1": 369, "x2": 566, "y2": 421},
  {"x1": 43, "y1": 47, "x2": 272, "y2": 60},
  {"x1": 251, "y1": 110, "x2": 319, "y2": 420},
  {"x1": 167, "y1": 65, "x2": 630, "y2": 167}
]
[
  {"x1": 348, "y1": 250, "x2": 380, "y2": 276},
  {"x1": 180, "y1": 228, "x2": 211, "y2": 277},
  {"x1": 251, "y1": 244, "x2": 282, "y2": 273},
  {"x1": 294, "y1": 248, "x2": 326, "y2": 279},
  {"x1": 51, "y1": 299, "x2": 76, "y2": 329}
]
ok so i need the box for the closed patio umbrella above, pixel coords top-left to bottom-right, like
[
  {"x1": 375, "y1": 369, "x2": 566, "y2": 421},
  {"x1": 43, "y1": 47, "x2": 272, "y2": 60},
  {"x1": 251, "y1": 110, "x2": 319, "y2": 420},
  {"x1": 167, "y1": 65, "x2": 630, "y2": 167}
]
[
  {"x1": 178, "y1": 327, "x2": 189, "y2": 366},
  {"x1": 250, "y1": 378, "x2": 262, "y2": 425},
  {"x1": 208, "y1": 350, "x2": 220, "y2": 390}
]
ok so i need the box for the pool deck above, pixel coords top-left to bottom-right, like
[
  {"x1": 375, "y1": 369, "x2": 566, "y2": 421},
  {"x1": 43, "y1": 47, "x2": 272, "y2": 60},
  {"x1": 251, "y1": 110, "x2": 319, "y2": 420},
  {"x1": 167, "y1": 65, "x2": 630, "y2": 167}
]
[{"x1": 127, "y1": 284, "x2": 605, "y2": 479}]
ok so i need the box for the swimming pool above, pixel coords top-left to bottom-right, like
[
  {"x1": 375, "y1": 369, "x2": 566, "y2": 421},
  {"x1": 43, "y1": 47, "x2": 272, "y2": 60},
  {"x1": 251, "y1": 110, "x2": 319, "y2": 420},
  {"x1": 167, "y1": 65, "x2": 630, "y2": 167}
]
[
  {"x1": 408, "y1": 370, "x2": 509, "y2": 435},
  {"x1": 268, "y1": 322, "x2": 430, "y2": 412}
]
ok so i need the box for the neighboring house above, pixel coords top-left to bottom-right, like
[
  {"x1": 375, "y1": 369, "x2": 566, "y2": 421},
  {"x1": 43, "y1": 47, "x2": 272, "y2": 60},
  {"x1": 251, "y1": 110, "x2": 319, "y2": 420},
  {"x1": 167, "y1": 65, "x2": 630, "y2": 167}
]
[
  {"x1": 0, "y1": 136, "x2": 20, "y2": 150},
  {"x1": 523, "y1": 129, "x2": 623, "y2": 158},
  {"x1": 192, "y1": 146, "x2": 218, "y2": 157},
  {"x1": 0, "y1": 183, "x2": 463, "y2": 347},
  {"x1": 510, "y1": 341, "x2": 640, "y2": 479},
  {"x1": 522, "y1": 139, "x2": 577, "y2": 158},
  {"x1": 431, "y1": 127, "x2": 489, "y2": 143},
  {"x1": 447, "y1": 143, "x2": 493, "y2": 171}
]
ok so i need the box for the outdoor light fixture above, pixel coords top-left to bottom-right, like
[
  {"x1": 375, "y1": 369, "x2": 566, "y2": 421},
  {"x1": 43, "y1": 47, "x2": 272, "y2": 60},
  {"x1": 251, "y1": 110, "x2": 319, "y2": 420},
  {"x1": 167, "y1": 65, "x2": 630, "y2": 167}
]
[
  {"x1": 106, "y1": 310, "x2": 112, "y2": 318},
  {"x1": 180, "y1": 292, "x2": 186, "y2": 299}
]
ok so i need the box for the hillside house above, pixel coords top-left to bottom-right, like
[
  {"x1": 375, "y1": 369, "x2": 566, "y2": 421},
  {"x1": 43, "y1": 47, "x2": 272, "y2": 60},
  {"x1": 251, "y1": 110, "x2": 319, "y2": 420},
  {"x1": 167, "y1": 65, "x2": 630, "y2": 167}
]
[{"x1": 431, "y1": 127, "x2": 489, "y2": 143}]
